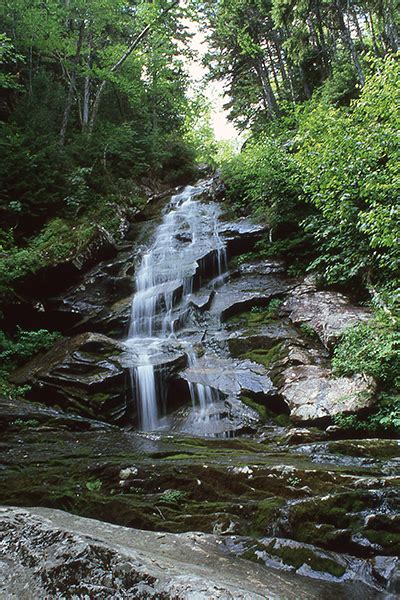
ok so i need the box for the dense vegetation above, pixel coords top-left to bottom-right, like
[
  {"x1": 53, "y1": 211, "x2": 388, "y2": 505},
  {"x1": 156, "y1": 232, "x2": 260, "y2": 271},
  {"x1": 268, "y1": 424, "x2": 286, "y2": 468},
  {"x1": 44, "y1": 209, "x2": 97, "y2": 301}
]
[
  {"x1": 196, "y1": 0, "x2": 399, "y2": 431},
  {"x1": 0, "y1": 0, "x2": 204, "y2": 393},
  {"x1": 0, "y1": 1, "x2": 199, "y2": 300}
]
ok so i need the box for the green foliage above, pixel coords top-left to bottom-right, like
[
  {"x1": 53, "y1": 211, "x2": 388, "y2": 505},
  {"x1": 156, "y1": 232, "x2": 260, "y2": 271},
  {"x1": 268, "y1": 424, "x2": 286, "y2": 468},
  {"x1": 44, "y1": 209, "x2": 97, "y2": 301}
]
[
  {"x1": 297, "y1": 54, "x2": 400, "y2": 286},
  {"x1": 333, "y1": 394, "x2": 400, "y2": 434},
  {"x1": 86, "y1": 479, "x2": 103, "y2": 492},
  {"x1": 0, "y1": 327, "x2": 60, "y2": 400},
  {"x1": 221, "y1": 135, "x2": 301, "y2": 226},
  {"x1": 332, "y1": 312, "x2": 400, "y2": 389},
  {"x1": 0, "y1": 328, "x2": 61, "y2": 367},
  {"x1": 159, "y1": 489, "x2": 187, "y2": 504}
]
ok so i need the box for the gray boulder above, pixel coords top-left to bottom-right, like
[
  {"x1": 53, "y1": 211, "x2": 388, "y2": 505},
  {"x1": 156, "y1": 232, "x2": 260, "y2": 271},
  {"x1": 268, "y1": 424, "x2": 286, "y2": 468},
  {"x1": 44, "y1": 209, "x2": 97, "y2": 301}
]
[
  {"x1": 0, "y1": 506, "x2": 362, "y2": 599},
  {"x1": 280, "y1": 365, "x2": 376, "y2": 423},
  {"x1": 283, "y1": 285, "x2": 371, "y2": 349}
]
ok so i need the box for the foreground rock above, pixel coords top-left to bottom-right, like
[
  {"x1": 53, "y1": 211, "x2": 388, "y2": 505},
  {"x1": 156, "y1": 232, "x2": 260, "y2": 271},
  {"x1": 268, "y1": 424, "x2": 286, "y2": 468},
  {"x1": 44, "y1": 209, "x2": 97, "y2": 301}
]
[{"x1": 0, "y1": 507, "x2": 384, "y2": 599}]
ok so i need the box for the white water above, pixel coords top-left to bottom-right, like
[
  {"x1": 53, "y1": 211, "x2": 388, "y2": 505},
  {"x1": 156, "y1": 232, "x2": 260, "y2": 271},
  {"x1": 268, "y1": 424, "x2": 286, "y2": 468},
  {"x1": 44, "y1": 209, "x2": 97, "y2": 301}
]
[{"x1": 127, "y1": 183, "x2": 227, "y2": 431}]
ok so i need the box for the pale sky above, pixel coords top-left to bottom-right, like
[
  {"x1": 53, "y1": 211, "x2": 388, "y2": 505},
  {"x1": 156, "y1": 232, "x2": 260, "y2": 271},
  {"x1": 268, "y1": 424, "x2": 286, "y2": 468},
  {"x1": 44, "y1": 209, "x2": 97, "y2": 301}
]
[{"x1": 184, "y1": 19, "x2": 238, "y2": 141}]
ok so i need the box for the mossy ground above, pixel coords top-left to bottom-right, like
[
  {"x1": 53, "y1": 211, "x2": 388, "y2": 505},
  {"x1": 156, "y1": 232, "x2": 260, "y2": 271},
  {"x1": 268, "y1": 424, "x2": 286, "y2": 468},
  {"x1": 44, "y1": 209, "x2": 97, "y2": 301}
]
[{"x1": 1, "y1": 419, "x2": 398, "y2": 560}]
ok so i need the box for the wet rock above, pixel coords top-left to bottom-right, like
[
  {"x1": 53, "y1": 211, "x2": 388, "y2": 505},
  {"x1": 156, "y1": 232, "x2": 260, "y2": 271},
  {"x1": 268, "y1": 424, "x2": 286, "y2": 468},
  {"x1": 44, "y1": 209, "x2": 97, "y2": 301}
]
[
  {"x1": 212, "y1": 272, "x2": 293, "y2": 320},
  {"x1": 0, "y1": 395, "x2": 111, "y2": 432},
  {"x1": 169, "y1": 395, "x2": 260, "y2": 437},
  {"x1": 219, "y1": 219, "x2": 267, "y2": 256},
  {"x1": 227, "y1": 323, "x2": 297, "y2": 359},
  {"x1": 10, "y1": 332, "x2": 132, "y2": 423},
  {"x1": 181, "y1": 355, "x2": 276, "y2": 399},
  {"x1": 10, "y1": 333, "x2": 188, "y2": 425},
  {"x1": 227, "y1": 535, "x2": 397, "y2": 595},
  {"x1": 0, "y1": 506, "x2": 356, "y2": 600},
  {"x1": 283, "y1": 287, "x2": 371, "y2": 349},
  {"x1": 46, "y1": 247, "x2": 137, "y2": 336},
  {"x1": 279, "y1": 365, "x2": 376, "y2": 423},
  {"x1": 283, "y1": 428, "x2": 327, "y2": 445}
]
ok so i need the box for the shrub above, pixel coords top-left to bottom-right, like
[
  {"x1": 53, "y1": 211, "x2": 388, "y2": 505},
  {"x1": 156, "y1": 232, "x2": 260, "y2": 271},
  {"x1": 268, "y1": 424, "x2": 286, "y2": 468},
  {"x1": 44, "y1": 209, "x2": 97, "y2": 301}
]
[
  {"x1": 332, "y1": 312, "x2": 400, "y2": 388},
  {"x1": 0, "y1": 328, "x2": 61, "y2": 367}
]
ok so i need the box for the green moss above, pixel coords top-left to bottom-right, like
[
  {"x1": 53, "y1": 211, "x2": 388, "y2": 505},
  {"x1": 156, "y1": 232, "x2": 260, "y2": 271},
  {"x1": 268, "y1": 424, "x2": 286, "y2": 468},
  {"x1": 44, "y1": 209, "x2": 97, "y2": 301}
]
[
  {"x1": 91, "y1": 392, "x2": 112, "y2": 404},
  {"x1": 254, "y1": 497, "x2": 286, "y2": 532},
  {"x1": 241, "y1": 395, "x2": 268, "y2": 421},
  {"x1": 241, "y1": 394, "x2": 290, "y2": 426},
  {"x1": 227, "y1": 300, "x2": 283, "y2": 330},
  {"x1": 242, "y1": 343, "x2": 284, "y2": 369},
  {"x1": 266, "y1": 542, "x2": 346, "y2": 577},
  {"x1": 363, "y1": 530, "x2": 400, "y2": 553},
  {"x1": 162, "y1": 453, "x2": 199, "y2": 461}
]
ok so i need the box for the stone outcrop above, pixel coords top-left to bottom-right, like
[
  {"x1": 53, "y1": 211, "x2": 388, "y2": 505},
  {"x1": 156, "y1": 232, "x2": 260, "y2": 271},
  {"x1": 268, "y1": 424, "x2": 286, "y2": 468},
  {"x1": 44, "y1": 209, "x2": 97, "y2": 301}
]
[
  {"x1": 10, "y1": 332, "x2": 186, "y2": 424},
  {"x1": 282, "y1": 280, "x2": 371, "y2": 349},
  {"x1": 279, "y1": 365, "x2": 376, "y2": 423},
  {"x1": 11, "y1": 332, "x2": 132, "y2": 423},
  {"x1": 0, "y1": 507, "x2": 387, "y2": 599}
]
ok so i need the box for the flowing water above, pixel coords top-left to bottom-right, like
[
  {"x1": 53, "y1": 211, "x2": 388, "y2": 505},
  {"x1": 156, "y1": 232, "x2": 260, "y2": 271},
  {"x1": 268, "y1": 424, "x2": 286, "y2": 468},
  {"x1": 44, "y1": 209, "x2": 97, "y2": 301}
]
[{"x1": 126, "y1": 183, "x2": 227, "y2": 431}]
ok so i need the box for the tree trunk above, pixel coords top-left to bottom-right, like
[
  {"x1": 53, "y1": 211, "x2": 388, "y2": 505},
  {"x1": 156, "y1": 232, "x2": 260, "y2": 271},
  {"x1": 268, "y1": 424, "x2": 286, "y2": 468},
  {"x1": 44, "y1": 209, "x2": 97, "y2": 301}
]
[
  {"x1": 265, "y1": 42, "x2": 281, "y2": 96},
  {"x1": 350, "y1": 9, "x2": 363, "y2": 43},
  {"x1": 335, "y1": 2, "x2": 365, "y2": 86},
  {"x1": 254, "y1": 57, "x2": 279, "y2": 118},
  {"x1": 382, "y1": 2, "x2": 399, "y2": 52},
  {"x1": 59, "y1": 20, "x2": 85, "y2": 146},
  {"x1": 299, "y1": 64, "x2": 312, "y2": 99},
  {"x1": 314, "y1": 1, "x2": 330, "y2": 73},
  {"x1": 88, "y1": 0, "x2": 180, "y2": 133},
  {"x1": 366, "y1": 12, "x2": 380, "y2": 56},
  {"x1": 82, "y1": 33, "x2": 92, "y2": 132}
]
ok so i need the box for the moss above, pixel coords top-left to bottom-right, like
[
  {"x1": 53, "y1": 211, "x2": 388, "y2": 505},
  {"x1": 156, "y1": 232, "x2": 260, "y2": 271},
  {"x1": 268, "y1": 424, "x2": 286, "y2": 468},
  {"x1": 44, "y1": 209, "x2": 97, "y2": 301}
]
[
  {"x1": 265, "y1": 542, "x2": 346, "y2": 577},
  {"x1": 227, "y1": 301, "x2": 282, "y2": 331},
  {"x1": 91, "y1": 392, "x2": 112, "y2": 404},
  {"x1": 363, "y1": 530, "x2": 400, "y2": 553},
  {"x1": 254, "y1": 497, "x2": 286, "y2": 532},
  {"x1": 162, "y1": 453, "x2": 199, "y2": 461},
  {"x1": 240, "y1": 394, "x2": 290, "y2": 427},
  {"x1": 242, "y1": 343, "x2": 284, "y2": 369},
  {"x1": 241, "y1": 395, "x2": 268, "y2": 421}
]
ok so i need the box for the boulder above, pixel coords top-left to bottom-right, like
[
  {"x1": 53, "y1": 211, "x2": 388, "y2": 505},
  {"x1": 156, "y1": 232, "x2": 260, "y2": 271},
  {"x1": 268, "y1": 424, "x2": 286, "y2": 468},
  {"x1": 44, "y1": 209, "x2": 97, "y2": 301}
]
[
  {"x1": 181, "y1": 355, "x2": 276, "y2": 399},
  {"x1": 211, "y1": 272, "x2": 293, "y2": 320},
  {"x1": 11, "y1": 333, "x2": 188, "y2": 425},
  {"x1": 0, "y1": 506, "x2": 367, "y2": 599},
  {"x1": 283, "y1": 286, "x2": 371, "y2": 349},
  {"x1": 11, "y1": 333, "x2": 132, "y2": 423},
  {"x1": 45, "y1": 247, "x2": 136, "y2": 336},
  {"x1": 279, "y1": 365, "x2": 376, "y2": 423}
]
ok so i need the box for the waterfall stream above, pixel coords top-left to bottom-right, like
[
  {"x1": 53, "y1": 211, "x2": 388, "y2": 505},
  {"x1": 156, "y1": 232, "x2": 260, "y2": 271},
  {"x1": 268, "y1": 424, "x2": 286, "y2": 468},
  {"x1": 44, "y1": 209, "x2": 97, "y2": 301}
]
[{"x1": 126, "y1": 182, "x2": 227, "y2": 431}]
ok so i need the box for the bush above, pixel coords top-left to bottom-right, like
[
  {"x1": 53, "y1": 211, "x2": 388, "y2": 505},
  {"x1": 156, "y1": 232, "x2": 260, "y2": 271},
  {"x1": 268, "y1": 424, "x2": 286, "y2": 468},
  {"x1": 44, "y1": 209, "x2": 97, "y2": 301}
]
[
  {"x1": 0, "y1": 328, "x2": 61, "y2": 367},
  {"x1": 332, "y1": 312, "x2": 400, "y2": 389},
  {"x1": 221, "y1": 135, "x2": 301, "y2": 227},
  {"x1": 296, "y1": 54, "x2": 400, "y2": 287},
  {"x1": 333, "y1": 393, "x2": 400, "y2": 435}
]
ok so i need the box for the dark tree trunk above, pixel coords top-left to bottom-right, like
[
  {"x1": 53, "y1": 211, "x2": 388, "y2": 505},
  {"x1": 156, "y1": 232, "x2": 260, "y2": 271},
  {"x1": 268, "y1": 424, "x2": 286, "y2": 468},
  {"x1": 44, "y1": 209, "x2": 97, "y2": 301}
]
[
  {"x1": 254, "y1": 57, "x2": 280, "y2": 118},
  {"x1": 59, "y1": 20, "x2": 85, "y2": 146},
  {"x1": 334, "y1": 1, "x2": 365, "y2": 86}
]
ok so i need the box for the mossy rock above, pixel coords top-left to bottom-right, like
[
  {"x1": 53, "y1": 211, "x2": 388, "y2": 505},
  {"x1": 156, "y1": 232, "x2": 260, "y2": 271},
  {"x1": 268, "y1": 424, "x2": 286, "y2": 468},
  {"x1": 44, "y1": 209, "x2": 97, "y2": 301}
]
[
  {"x1": 253, "y1": 497, "x2": 286, "y2": 533},
  {"x1": 363, "y1": 529, "x2": 400, "y2": 554},
  {"x1": 263, "y1": 540, "x2": 346, "y2": 578}
]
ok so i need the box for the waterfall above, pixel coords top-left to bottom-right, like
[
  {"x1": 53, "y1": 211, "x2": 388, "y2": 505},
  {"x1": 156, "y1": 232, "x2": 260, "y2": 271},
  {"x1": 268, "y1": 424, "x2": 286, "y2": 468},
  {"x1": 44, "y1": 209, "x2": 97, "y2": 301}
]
[{"x1": 127, "y1": 183, "x2": 227, "y2": 431}]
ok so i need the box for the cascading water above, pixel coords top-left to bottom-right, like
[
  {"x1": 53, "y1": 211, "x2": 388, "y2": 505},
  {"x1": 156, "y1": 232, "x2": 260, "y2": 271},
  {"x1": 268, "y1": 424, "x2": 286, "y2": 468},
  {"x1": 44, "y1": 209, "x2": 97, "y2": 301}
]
[{"x1": 127, "y1": 183, "x2": 227, "y2": 431}]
